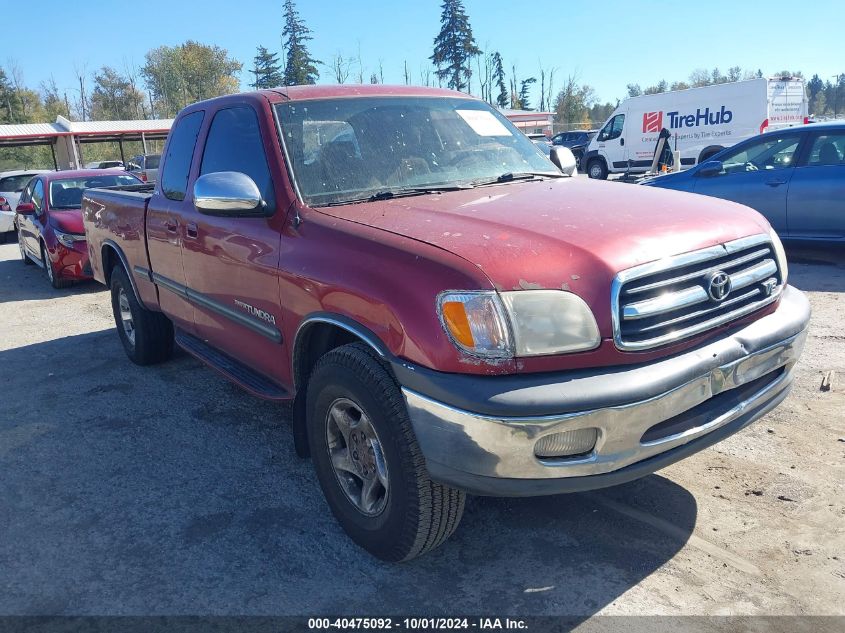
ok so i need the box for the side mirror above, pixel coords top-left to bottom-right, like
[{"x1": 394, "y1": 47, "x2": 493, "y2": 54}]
[
  {"x1": 16, "y1": 202, "x2": 36, "y2": 215},
  {"x1": 550, "y1": 146, "x2": 578, "y2": 176},
  {"x1": 697, "y1": 160, "x2": 723, "y2": 177},
  {"x1": 193, "y1": 171, "x2": 265, "y2": 216}
]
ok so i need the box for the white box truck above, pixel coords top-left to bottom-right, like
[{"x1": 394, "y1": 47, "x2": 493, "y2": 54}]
[{"x1": 582, "y1": 77, "x2": 808, "y2": 179}]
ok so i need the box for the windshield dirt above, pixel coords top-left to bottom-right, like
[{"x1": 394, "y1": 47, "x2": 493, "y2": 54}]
[{"x1": 275, "y1": 97, "x2": 557, "y2": 206}]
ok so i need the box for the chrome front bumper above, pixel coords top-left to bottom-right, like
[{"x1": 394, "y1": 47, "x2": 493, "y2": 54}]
[{"x1": 399, "y1": 286, "x2": 810, "y2": 496}]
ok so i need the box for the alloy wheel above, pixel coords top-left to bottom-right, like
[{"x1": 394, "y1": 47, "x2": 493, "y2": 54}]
[
  {"x1": 325, "y1": 397, "x2": 389, "y2": 516},
  {"x1": 118, "y1": 287, "x2": 136, "y2": 347}
]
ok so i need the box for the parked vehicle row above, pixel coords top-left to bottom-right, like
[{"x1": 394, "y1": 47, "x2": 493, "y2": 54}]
[
  {"x1": 77, "y1": 85, "x2": 809, "y2": 561},
  {"x1": 0, "y1": 170, "x2": 51, "y2": 238}
]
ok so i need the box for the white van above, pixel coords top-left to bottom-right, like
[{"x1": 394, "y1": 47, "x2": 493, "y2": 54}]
[{"x1": 583, "y1": 77, "x2": 808, "y2": 179}]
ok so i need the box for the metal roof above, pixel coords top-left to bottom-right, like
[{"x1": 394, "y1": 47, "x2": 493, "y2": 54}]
[{"x1": 0, "y1": 115, "x2": 173, "y2": 145}]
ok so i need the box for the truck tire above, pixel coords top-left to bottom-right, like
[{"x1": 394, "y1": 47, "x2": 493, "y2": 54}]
[
  {"x1": 110, "y1": 265, "x2": 174, "y2": 365},
  {"x1": 587, "y1": 158, "x2": 608, "y2": 180},
  {"x1": 42, "y1": 243, "x2": 70, "y2": 289},
  {"x1": 698, "y1": 147, "x2": 723, "y2": 164},
  {"x1": 307, "y1": 342, "x2": 465, "y2": 561}
]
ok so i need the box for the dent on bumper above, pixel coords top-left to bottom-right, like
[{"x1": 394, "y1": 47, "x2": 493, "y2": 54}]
[{"x1": 400, "y1": 286, "x2": 810, "y2": 496}]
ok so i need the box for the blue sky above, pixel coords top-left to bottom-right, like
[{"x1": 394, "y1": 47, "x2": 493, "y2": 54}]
[{"x1": 8, "y1": 0, "x2": 843, "y2": 109}]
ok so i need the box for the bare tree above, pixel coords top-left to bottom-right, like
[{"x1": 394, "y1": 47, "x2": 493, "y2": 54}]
[
  {"x1": 355, "y1": 41, "x2": 364, "y2": 84},
  {"x1": 73, "y1": 62, "x2": 89, "y2": 121},
  {"x1": 403, "y1": 60, "x2": 410, "y2": 85},
  {"x1": 328, "y1": 51, "x2": 354, "y2": 84},
  {"x1": 419, "y1": 64, "x2": 432, "y2": 87}
]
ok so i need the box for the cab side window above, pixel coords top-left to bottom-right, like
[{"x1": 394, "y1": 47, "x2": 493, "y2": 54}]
[
  {"x1": 200, "y1": 106, "x2": 275, "y2": 211},
  {"x1": 161, "y1": 110, "x2": 205, "y2": 201},
  {"x1": 598, "y1": 114, "x2": 624, "y2": 141},
  {"x1": 31, "y1": 179, "x2": 44, "y2": 211}
]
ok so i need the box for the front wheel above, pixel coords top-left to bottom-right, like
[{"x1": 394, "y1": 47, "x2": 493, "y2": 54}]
[
  {"x1": 587, "y1": 159, "x2": 608, "y2": 180},
  {"x1": 43, "y1": 244, "x2": 70, "y2": 288},
  {"x1": 110, "y1": 265, "x2": 174, "y2": 365},
  {"x1": 307, "y1": 343, "x2": 465, "y2": 561}
]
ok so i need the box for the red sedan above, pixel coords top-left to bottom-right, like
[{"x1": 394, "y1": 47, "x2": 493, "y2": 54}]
[{"x1": 16, "y1": 169, "x2": 142, "y2": 288}]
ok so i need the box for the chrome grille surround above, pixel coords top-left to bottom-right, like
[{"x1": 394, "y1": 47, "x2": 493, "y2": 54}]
[{"x1": 611, "y1": 234, "x2": 784, "y2": 351}]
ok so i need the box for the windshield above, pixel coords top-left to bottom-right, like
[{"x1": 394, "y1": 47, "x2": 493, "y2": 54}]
[
  {"x1": 275, "y1": 97, "x2": 557, "y2": 206},
  {"x1": 49, "y1": 175, "x2": 140, "y2": 209},
  {"x1": 145, "y1": 154, "x2": 161, "y2": 169}
]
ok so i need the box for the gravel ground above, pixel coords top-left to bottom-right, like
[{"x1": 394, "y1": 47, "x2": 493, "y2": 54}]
[{"x1": 0, "y1": 239, "x2": 842, "y2": 621}]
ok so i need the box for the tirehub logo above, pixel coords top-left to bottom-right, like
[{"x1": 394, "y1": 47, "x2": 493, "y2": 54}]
[
  {"x1": 643, "y1": 106, "x2": 733, "y2": 132},
  {"x1": 642, "y1": 111, "x2": 663, "y2": 133}
]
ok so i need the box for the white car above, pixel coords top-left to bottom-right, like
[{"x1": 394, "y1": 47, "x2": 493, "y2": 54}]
[{"x1": 0, "y1": 170, "x2": 51, "y2": 235}]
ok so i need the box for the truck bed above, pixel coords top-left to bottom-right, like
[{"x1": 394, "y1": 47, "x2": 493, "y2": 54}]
[{"x1": 81, "y1": 185, "x2": 157, "y2": 308}]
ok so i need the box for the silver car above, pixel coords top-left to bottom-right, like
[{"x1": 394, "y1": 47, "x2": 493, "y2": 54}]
[{"x1": 0, "y1": 170, "x2": 51, "y2": 236}]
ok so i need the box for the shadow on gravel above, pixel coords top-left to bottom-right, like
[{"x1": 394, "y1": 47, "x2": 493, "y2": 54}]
[
  {"x1": 785, "y1": 245, "x2": 845, "y2": 293},
  {"x1": 0, "y1": 256, "x2": 104, "y2": 303},
  {"x1": 0, "y1": 330, "x2": 697, "y2": 619}
]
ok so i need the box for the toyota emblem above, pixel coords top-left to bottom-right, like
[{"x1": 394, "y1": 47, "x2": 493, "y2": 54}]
[{"x1": 706, "y1": 271, "x2": 732, "y2": 301}]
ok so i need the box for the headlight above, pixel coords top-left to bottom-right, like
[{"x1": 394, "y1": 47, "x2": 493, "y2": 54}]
[
  {"x1": 768, "y1": 227, "x2": 788, "y2": 284},
  {"x1": 500, "y1": 290, "x2": 600, "y2": 355},
  {"x1": 438, "y1": 292, "x2": 512, "y2": 358},
  {"x1": 438, "y1": 290, "x2": 601, "y2": 358},
  {"x1": 55, "y1": 229, "x2": 84, "y2": 248}
]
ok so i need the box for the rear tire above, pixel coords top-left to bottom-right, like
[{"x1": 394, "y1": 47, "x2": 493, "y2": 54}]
[
  {"x1": 110, "y1": 265, "x2": 173, "y2": 365},
  {"x1": 587, "y1": 158, "x2": 608, "y2": 180},
  {"x1": 307, "y1": 342, "x2": 465, "y2": 561}
]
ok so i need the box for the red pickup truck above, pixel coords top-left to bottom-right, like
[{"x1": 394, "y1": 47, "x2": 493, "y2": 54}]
[{"x1": 82, "y1": 85, "x2": 810, "y2": 561}]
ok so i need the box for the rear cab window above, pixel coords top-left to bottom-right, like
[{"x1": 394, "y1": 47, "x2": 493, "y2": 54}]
[{"x1": 160, "y1": 110, "x2": 205, "y2": 201}]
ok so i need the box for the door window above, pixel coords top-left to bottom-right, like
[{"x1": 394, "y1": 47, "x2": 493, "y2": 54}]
[
  {"x1": 160, "y1": 110, "x2": 205, "y2": 201},
  {"x1": 31, "y1": 179, "x2": 44, "y2": 211},
  {"x1": 718, "y1": 135, "x2": 802, "y2": 174},
  {"x1": 804, "y1": 133, "x2": 845, "y2": 166},
  {"x1": 200, "y1": 106, "x2": 275, "y2": 210},
  {"x1": 598, "y1": 115, "x2": 624, "y2": 141}
]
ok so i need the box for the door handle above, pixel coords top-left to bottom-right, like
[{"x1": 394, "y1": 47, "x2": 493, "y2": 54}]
[
  {"x1": 765, "y1": 179, "x2": 787, "y2": 187},
  {"x1": 185, "y1": 222, "x2": 198, "y2": 239},
  {"x1": 164, "y1": 218, "x2": 178, "y2": 232},
  {"x1": 620, "y1": 138, "x2": 625, "y2": 146}
]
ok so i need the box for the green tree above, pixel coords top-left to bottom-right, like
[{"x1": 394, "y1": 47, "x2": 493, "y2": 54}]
[
  {"x1": 554, "y1": 75, "x2": 597, "y2": 128},
  {"x1": 251, "y1": 46, "x2": 284, "y2": 88},
  {"x1": 90, "y1": 66, "x2": 146, "y2": 120},
  {"x1": 492, "y1": 52, "x2": 508, "y2": 107},
  {"x1": 518, "y1": 77, "x2": 536, "y2": 110},
  {"x1": 430, "y1": 0, "x2": 481, "y2": 92},
  {"x1": 142, "y1": 41, "x2": 242, "y2": 117},
  {"x1": 282, "y1": 0, "x2": 319, "y2": 85},
  {"x1": 626, "y1": 83, "x2": 642, "y2": 97}
]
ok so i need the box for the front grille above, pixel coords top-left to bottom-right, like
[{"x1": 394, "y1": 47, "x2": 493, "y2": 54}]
[{"x1": 612, "y1": 234, "x2": 784, "y2": 351}]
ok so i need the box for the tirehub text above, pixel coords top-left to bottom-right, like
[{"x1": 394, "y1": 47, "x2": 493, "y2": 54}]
[{"x1": 665, "y1": 106, "x2": 733, "y2": 129}]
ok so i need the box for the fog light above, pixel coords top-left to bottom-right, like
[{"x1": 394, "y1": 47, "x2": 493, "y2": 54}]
[{"x1": 534, "y1": 428, "x2": 598, "y2": 458}]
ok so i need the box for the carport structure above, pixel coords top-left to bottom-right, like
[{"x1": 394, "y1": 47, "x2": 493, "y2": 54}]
[{"x1": 0, "y1": 115, "x2": 173, "y2": 170}]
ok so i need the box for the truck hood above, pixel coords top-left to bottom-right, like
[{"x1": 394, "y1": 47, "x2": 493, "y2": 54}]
[
  {"x1": 48, "y1": 210, "x2": 85, "y2": 234},
  {"x1": 317, "y1": 178, "x2": 770, "y2": 297}
]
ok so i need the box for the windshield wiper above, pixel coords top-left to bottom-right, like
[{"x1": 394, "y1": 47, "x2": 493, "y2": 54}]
[
  {"x1": 321, "y1": 184, "x2": 474, "y2": 207},
  {"x1": 472, "y1": 171, "x2": 566, "y2": 187}
]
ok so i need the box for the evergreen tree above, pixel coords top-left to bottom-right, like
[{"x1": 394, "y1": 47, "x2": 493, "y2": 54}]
[
  {"x1": 519, "y1": 77, "x2": 536, "y2": 110},
  {"x1": 282, "y1": 0, "x2": 320, "y2": 85},
  {"x1": 430, "y1": 0, "x2": 480, "y2": 92},
  {"x1": 492, "y1": 52, "x2": 508, "y2": 107},
  {"x1": 251, "y1": 46, "x2": 284, "y2": 88}
]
